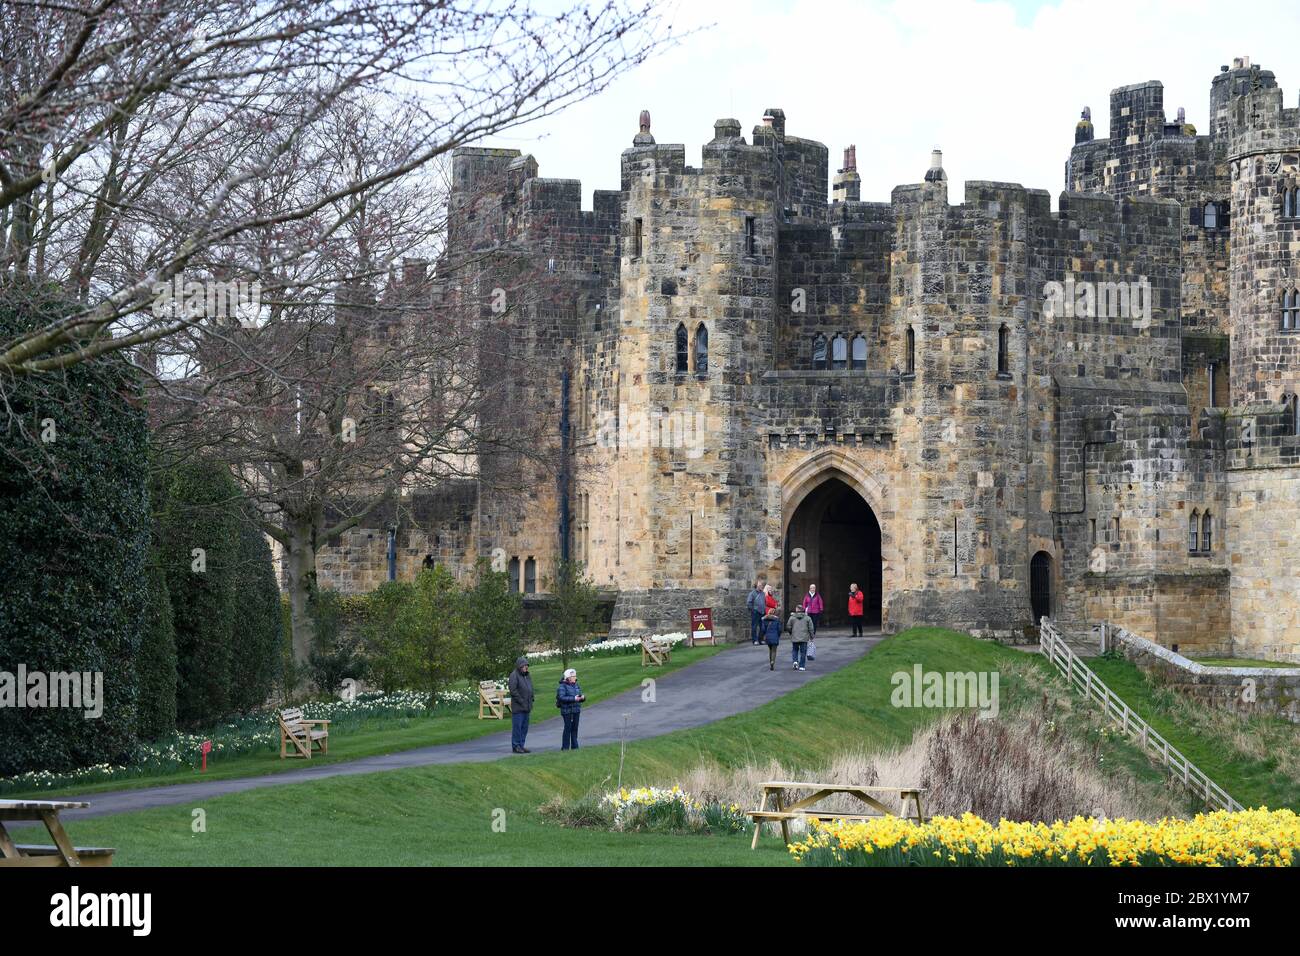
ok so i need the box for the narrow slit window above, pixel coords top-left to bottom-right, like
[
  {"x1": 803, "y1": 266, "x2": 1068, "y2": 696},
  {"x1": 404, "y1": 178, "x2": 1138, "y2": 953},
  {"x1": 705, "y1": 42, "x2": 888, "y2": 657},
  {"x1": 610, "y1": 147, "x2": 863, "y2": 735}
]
[
  {"x1": 1188, "y1": 510, "x2": 1199, "y2": 553},
  {"x1": 744, "y1": 216, "x2": 756, "y2": 256},
  {"x1": 831, "y1": 334, "x2": 848, "y2": 370},
  {"x1": 675, "y1": 323, "x2": 689, "y2": 373},
  {"x1": 524, "y1": 557, "x2": 537, "y2": 594},
  {"x1": 905, "y1": 327, "x2": 916, "y2": 374},
  {"x1": 1201, "y1": 512, "x2": 1213, "y2": 553},
  {"x1": 694, "y1": 323, "x2": 709, "y2": 375},
  {"x1": 508, "y1": 557, "x2": 521, "y2": 593},
  {"x1": 997, "y1": 324, "x2": 1010, "y2": 376},
  {"x1": 633, "y1": 218, "x2": 643, "y2": 258}
]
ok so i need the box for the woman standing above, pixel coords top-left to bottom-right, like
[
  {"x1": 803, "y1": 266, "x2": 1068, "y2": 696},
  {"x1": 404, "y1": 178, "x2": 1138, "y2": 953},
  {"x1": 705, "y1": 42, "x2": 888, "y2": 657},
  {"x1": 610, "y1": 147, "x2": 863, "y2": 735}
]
[
  {"x1": 760, "y1": 609, "x2": 782, "y2": 671},
  {"x1": 848, "y1": 583, "x2": 865, "y2": 637},
  {"x1": 802, "y1": 584, "x2": 824, "y2": 634},
  {"x1": 557, "y1": 668, "x2": 586, "y2": 751}
]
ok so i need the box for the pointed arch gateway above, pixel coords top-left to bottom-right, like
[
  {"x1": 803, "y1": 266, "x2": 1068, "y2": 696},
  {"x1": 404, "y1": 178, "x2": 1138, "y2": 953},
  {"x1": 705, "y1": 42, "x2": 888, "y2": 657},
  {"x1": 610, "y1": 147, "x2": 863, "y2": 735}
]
[{"x1": 780, "y1": 451, "x2": 896, "y2": 629}]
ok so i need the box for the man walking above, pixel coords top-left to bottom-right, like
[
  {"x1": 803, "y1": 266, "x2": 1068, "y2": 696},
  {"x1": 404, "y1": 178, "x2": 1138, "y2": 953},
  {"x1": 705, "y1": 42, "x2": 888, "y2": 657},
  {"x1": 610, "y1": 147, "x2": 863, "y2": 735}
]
[
  {"x1": 747, "y1": 577, "x2": 767, "y2": 645},
  {"x1": 508, "y1": 656, "x2": 534, "y2": 753},
  {"x1": 786, "y1": 604, "x2": 814, "y2": 671}
]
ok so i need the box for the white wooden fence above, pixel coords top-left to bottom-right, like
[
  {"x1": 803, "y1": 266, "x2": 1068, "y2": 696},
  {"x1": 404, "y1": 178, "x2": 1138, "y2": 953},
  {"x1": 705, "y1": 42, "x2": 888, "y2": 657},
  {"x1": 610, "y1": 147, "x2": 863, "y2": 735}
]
[{"x1": 1039, "y1": 618, "x2": 1243, "y2": 812}]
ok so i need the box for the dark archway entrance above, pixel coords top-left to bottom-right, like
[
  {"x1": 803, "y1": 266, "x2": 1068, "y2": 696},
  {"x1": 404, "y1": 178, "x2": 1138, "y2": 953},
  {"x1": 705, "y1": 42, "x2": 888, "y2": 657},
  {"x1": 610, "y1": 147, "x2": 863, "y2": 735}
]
[
  {"x1": 1030, "y1": 551, "x2": 1053, "y2": 622},
  {"x1": 784, "y1": 476, "x2": 882, "y2": 627}
]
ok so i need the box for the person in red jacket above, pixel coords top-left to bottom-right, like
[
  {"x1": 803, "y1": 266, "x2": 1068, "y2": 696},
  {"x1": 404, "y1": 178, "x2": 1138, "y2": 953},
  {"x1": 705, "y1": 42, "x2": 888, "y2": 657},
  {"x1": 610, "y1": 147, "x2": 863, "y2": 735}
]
[{"x1": 848, "y1": 583, "x2": 865, "y2": 637}]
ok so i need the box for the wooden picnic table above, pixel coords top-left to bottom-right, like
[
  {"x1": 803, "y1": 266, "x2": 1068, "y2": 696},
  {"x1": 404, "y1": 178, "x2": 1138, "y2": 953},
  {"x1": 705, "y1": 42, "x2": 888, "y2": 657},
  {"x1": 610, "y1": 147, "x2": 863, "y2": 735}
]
[
  {"x1": 748, "y1": 781, "x2": 927, "y2": 849},
  {"x1": 0, "y1": 799, "x2": 115, "y2": 867}
]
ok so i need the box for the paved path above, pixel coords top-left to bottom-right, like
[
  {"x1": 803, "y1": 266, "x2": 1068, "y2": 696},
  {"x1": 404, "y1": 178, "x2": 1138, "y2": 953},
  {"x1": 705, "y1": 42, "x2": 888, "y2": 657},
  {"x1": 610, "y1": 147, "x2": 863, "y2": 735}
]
[{"x1": 63, "y1": 635, "x2": 882, "y2": 820}]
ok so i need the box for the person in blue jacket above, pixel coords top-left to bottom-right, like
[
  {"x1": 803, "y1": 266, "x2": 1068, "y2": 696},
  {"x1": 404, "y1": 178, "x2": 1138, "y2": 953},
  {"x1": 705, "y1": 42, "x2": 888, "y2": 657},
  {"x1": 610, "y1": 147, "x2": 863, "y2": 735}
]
[
  {"x1": 760, "y1": 608, "x2": 782, "y2": 671},
  {"x1": 557, "y1": 668, "x2": 586, "y2": 750}
]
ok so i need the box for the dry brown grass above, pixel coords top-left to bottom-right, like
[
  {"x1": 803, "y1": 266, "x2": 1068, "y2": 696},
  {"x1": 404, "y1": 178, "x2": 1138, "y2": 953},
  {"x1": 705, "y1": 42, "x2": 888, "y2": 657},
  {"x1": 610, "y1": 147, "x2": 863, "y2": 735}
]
[{"x1": 670, "y1": 659, "x2": 1188, "y2": 825}]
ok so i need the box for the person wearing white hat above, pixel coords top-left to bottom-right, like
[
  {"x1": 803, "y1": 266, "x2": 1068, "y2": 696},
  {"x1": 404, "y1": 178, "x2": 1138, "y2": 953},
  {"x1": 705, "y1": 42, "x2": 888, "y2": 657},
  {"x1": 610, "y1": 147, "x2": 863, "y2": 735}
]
[{"x1": 556, "y1": 668, "x2": 586, "y2": 750}]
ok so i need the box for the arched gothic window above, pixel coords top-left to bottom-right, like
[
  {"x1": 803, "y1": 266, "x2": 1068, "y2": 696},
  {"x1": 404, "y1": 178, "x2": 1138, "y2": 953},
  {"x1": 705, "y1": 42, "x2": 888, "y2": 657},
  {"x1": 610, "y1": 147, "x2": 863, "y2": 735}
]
[
  {"x1": 508, "y1": 557, "x2": 521, "y2": 593},
  {"x1": 694, "y1": 323, "x2": 709, "y2": 375},
  {"x1": 1201, "y1": 512, "x2": 1213, "y2": 553},
  {"x1": 812, "y1": 333, "x2": 828, "y2": 370},
  {"x1": 851, "y1": 335, "x2": 868, "y2": 371},
  {"x1": 997, "y1": 324, "x2": 1010, "y2": 376},
  {"x1": 1188, "y1": 511, "x2": 1200, "y2": 553},
  {"x1": 675, "y1": 323, "x2": 689, "y2": 372},
  {"x1": 831, "y1": 334, "x2": 848, "y2": 370},
  {"x1": 1283, "y1": 289, "x2": 1298, "y2": 331}
]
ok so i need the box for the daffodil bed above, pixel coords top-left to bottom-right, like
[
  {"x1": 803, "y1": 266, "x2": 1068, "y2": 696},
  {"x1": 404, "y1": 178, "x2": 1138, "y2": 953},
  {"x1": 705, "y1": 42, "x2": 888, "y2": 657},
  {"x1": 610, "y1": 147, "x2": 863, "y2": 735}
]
[{"x1": 789, "y1": 809, "x2": 1300, "y2": 867}]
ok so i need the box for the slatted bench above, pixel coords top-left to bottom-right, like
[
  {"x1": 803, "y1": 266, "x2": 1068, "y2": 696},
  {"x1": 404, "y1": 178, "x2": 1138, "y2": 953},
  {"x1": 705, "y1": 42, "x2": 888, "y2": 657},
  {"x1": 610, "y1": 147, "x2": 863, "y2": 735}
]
[
  {"x1": 641, "y1": 636, "x2": 673, "y2": 667},
  {"x1": 478, "y1": 680, "x2": 513, "y2": 720},
  {"x1": 278, "y1": 707, "x2": 330, "y2": 759}
]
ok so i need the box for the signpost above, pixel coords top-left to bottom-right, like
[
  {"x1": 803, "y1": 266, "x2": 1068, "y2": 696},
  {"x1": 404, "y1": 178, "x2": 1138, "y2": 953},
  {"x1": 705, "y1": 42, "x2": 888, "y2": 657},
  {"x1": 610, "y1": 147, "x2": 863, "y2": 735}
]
[{"x1": 689, "y1": 607, "x2": 716, "y2": 646}]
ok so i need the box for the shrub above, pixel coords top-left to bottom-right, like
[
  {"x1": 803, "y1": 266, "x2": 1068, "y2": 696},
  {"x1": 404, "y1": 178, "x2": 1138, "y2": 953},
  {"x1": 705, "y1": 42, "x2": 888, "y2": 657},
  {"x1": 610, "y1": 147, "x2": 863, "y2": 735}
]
[
  {"x1": 306, "y1": 587, "x2": 367, "y2": 696},
  {"x1": 463, "y1": 558, "x2": 525, "y2": 680},
  {"x1": 545, "y1": 560, "x2": 599, "y2": 667},
  {"x1": 136, "y1": 561, "x2": 178, "y2": 741},
  {"x1": 228, "y1": 515, "x2": 284, "y2": 711},
  {"x1": 156, "y1": 458, "x2": 239, "y2": 725},
  {"x1": 0, "y1": 293, "x2": 150, "y2": 775}
]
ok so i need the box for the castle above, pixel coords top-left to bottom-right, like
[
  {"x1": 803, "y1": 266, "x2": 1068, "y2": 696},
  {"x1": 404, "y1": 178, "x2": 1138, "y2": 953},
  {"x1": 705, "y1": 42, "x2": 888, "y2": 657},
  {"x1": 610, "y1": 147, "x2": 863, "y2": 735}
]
[{"x1": 316, "y1": 57, "x2": 1300, "y2": 661}]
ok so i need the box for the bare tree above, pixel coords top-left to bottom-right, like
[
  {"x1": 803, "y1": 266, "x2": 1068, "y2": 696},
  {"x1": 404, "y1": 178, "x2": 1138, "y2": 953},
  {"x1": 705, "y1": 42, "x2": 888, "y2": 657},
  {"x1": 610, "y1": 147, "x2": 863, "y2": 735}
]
[
  {"x1": 0, "y1": 0, "x2": 667, "y2": 374},
  {"x1": 147, "y1": 96, "x2": 571, "y2": 665}
]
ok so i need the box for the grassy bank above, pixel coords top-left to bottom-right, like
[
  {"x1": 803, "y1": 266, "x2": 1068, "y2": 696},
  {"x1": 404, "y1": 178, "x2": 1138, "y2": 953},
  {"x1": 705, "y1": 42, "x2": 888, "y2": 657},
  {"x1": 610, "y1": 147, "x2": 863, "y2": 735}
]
[
  {"x1": 4, "y1": 644, "x2": 724, "y2": 799},
  {"x1": 33, "y1": 629, "x2": 1198, "y2": 866}
]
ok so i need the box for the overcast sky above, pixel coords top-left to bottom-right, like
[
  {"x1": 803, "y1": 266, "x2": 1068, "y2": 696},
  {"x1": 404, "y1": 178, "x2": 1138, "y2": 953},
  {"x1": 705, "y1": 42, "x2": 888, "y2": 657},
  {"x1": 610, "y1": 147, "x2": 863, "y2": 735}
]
[{"x1": 494, "y1": 0, "x2": 1300, "y2": 210}]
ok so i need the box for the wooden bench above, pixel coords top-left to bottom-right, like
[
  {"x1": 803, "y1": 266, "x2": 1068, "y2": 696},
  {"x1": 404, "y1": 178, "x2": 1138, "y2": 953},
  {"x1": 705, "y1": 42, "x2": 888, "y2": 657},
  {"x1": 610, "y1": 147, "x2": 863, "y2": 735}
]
[
  {"x1": 0, "y1": 800, "x2": 114, "y2": 867},
  {"x1": 748, "y1": 781, "x2": 927, "y2": 849},
  {"x1": 478, "y1": 680, "x2": 513, "y2": 720},
  {"x1": 278, "y1": 707, "x2": 330, "y2": 759},
  {"x1": 641, "y1": 636, "x2": 673, "y2": 667}
]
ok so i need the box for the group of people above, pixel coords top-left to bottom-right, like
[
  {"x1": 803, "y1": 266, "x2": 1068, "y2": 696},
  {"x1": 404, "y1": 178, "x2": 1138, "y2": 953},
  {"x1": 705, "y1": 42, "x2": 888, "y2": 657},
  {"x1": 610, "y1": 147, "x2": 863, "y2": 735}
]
[
  {"x1": 506, "y1": 657, "x2": 585, "y2": 754},
  {"x1": 745, "y1": 579, "x2": 870, "y2": 671}
]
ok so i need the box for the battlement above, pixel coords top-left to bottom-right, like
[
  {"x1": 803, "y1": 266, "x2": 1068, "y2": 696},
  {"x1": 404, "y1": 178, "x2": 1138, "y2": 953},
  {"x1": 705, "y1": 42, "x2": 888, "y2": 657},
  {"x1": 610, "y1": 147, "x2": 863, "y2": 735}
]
[{"x1": 1224, "y1": 403, "x2": 1300, "y2": 469}]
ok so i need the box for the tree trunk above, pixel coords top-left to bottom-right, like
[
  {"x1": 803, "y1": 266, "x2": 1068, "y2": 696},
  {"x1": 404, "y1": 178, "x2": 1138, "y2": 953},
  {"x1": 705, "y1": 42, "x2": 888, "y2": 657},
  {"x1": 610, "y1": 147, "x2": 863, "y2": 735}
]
[{"x1": 284, "y1": 512, "x2": 321, "y2": 673}]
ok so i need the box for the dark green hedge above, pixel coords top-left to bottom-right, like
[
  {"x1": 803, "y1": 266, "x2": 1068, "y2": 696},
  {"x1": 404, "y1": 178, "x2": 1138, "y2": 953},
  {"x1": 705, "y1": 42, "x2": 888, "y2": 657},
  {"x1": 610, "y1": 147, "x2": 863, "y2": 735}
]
[
  {"x1": 0, "y1": 295, "x2": 151, "y2": 776},
  {"x1": 155, "y1": 458, "x2": 283, "y2": 725},
  {"x1": 136, "y1": 561, "x2": 178, "y2": 741}
]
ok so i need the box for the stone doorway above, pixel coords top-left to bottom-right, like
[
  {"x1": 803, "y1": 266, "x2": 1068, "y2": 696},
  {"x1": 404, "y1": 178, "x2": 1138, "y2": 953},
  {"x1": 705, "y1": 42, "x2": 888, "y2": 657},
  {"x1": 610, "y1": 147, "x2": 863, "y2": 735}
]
[
  {"x1": 1030, "y1": 550, "x2": 1053, "y2": 623},
  {"x1": 784, "y1": 476, "x2": 882, "y2": 627}
]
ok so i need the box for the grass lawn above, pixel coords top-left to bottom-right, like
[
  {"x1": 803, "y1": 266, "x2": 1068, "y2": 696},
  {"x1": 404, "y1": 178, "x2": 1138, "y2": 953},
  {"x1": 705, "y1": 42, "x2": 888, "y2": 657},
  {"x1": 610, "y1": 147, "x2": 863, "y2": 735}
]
[
  {"x1": 27, "y1": 628, "x2": 1191, "y2": 866},
  {"x1": 1087, "y1": 655, "x2": 1300, "y2": 812},
  {"x1": 6, "y1": 644, "x2": 724, "y2": 800},
  {"x1": 1188, "y1": 656, "x2": 1298, "y2": 669}
]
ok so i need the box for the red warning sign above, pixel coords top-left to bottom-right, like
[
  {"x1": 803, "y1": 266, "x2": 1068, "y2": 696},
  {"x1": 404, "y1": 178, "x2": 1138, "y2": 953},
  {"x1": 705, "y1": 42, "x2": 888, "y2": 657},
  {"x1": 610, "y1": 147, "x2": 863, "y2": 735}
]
[{"x1": 689, "y1": 607, "x2": 715, "y2": 646}]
